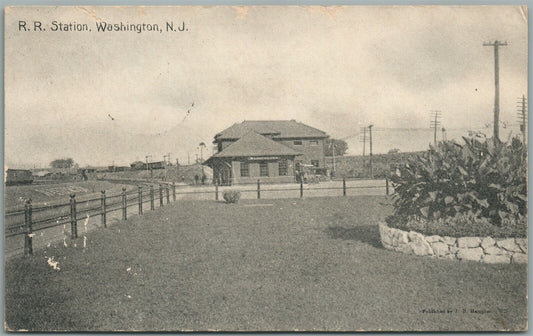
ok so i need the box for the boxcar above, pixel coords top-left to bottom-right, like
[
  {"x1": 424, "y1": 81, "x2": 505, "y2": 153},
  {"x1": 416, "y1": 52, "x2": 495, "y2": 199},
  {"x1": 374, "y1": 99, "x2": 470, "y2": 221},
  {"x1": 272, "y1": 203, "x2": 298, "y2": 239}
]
[{"x1": 5, "y1": 169, "x2": 34, "y2": 185}]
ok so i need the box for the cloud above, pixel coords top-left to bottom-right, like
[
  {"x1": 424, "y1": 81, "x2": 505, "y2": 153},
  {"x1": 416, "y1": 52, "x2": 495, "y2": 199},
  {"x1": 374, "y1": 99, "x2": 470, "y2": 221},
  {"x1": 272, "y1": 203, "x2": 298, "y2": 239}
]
[{"x1": 4, "y1": 6, "x2": 527, "y2": 166}]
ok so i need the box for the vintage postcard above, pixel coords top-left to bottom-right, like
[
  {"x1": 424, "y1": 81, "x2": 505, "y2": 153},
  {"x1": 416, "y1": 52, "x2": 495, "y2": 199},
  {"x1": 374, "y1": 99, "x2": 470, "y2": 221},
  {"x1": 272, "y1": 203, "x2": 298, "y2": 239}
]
[{"x1": 4, "y1": 5, "x2": 528, "y2": 332}]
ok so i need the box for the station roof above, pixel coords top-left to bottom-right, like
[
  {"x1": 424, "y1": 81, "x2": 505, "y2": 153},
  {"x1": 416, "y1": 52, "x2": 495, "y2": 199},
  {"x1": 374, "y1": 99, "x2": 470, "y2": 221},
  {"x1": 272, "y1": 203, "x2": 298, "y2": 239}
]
[
  {"x1": 204, "y1": 131, "x2": 300, "y2": 165},
  {"x1": 214, "y1": 120, "x2": 327, "y2": 141}
]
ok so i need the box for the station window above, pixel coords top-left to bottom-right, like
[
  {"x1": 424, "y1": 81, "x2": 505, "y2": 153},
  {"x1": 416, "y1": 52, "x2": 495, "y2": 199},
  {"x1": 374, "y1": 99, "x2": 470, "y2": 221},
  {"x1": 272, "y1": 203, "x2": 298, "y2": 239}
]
[
  {"x1": 260, "y1": 162, "x2": 269, "y2": 176},
  {"x1": 279, "y1": 160, "x2": 288, "y2": 176},
  {"x1": 293, "y1": 140, "x2": 303, "y2": 145},
  {"x1": 240, "y1": 162, "x2": 249, "y2": 177},
  {"x1": 310, "y1": 140, "x2": 319, "y2": 146}
]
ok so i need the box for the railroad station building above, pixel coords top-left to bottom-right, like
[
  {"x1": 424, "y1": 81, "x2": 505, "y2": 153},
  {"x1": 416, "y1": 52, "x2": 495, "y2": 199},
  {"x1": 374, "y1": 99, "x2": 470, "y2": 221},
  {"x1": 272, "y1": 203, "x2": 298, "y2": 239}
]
[{"x1": 203, "y1": 120, "x2": 328, "y2": 185}]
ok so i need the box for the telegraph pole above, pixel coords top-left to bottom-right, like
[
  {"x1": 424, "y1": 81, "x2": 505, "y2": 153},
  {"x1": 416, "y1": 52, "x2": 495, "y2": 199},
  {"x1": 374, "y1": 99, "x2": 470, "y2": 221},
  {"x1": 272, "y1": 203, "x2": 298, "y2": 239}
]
[
  {"x1": 484, "y1": 40, "x2": 508, "y2": 144},
  {"x1": 360, "y1": 127, "x2": 367, "y2": 156},
  {"x1": 176, "y1": 159, "x2": 180, "y2": 181},
  {"x1": 368, "y1": 124, "x2": 373, "y2": 179},
  {"x1": 163, "y1": 154, "x2": 168, "y2": 181},
  {"x1": 359, "y1": 127, "x2": 367, "y2": 178},
  {"x1": 331, "y1": 143, "x2": 336, "y2": 176},
  {"x1": 199, "y1": 142, "x2": 206, "y2": 180},
  {"x1": 430, "y1": 110, "x2": 441, "y2": 146},
  {"x1": 329, "y1": 139, "x2": 335, "y2": 177},
  {"x1": 145, "y1": 155, "x2": 152, "y2": 179},
  {"x1": 145, "y1": 155, "x2": 150, "y2": 177},
  {"x1": 517, "y1": 95, "x2": 527, "y2": 142}
]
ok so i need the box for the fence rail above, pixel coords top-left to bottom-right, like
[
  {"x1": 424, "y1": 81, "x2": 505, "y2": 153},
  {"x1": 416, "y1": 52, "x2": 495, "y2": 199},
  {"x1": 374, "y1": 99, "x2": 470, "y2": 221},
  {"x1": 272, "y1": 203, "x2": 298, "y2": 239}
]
[{"x1": 6, "y1": 178, "x2": 390, "y2": 256}]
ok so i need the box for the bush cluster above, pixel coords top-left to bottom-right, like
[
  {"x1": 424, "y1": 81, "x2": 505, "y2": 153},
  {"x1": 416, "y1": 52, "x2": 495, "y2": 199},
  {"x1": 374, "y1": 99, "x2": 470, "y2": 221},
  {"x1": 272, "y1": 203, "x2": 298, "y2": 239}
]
[
  {"x1": 223, "y1": 190, "x2": 241, "y2": 204},
  {"x1": 386, "y1": 212, "x2": 527, "y2": 238},
  {"x1": 387, "y1": 136, "x2": 527, "y2": 238},
  {"x1": 331, "y1": 152, "x2": 422, "y2": 178}
]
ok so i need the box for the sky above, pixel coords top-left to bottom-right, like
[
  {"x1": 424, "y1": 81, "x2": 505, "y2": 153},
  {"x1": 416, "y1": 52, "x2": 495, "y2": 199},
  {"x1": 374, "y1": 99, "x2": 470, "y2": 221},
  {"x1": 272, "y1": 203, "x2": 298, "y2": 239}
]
[{"x1": 4, "y1": 6, "x2": 528, "y2": 168}]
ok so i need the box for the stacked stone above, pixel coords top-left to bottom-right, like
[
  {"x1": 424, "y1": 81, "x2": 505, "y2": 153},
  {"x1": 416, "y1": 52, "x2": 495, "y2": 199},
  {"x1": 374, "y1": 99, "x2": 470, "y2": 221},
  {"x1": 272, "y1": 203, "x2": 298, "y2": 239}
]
[{"x1": 379, "y1": 223, "x2": 527, "y2": 264}]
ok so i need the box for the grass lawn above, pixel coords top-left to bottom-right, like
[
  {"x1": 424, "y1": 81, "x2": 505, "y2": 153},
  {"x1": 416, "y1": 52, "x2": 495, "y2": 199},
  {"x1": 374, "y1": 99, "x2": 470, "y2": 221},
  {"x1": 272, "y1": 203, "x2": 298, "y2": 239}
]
[{"x1": 4, "y1": 196, "x2": 527, "y2": 331}]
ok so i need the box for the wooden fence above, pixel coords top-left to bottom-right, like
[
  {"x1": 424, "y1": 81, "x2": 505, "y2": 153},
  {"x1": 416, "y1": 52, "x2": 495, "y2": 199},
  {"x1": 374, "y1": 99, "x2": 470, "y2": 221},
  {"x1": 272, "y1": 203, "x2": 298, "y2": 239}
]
[{"x1": 6, "y1": 178, "x2": 390, "y2": 256}]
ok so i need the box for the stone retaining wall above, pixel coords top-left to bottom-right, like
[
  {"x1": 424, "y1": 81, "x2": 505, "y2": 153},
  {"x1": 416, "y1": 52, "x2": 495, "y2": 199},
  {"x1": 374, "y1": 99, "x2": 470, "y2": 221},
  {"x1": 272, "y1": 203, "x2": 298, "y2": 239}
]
[{"x1": 379, "y1": 223, "x2": 527, "y2": 264}]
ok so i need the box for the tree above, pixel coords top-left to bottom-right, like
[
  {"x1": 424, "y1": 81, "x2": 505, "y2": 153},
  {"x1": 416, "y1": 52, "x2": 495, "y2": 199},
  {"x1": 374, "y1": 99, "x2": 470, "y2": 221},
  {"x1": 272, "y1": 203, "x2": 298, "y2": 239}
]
[
  {"x1": 324, "y1": 139, "x2": 348, "y2": 156},
  {"x1": 388, "y1": 148, "x2": 400, "y2": 154},
  {"x1": 50, "y1": 158, "x2": 75, "y2": 169},
  {"x1": 130, "y1": 161, "x2": 145, "y2": 169}
]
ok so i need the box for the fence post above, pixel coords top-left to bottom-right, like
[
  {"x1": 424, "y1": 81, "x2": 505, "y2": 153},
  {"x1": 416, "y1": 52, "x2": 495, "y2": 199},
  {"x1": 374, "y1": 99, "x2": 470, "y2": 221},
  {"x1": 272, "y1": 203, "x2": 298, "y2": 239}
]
[
  {"x1": 300, "y1": 181, "x2": 303, "y2": 198},
  {"x1": 122, "y1": 187, "x2": 127, "y2": 220},
  {"x1": 257, "y1": 180, "x2": 261, "y2": 199},
  {"x1": 138, "y1": 186, "x2": 143, "y2": 215},
  {"x1": 386, "y1": 177, "x2": 390, "y2": 196},
  {"x1": 215, "y1": 183, "x2": 219, "y2": 201},
  {"x1": 172, "y1": 182, "x2": 176, "y2": 201},
  {"x1": 159, "y1": 184, "x2": 164, "y2": 207},
  {"x1": 343, "y1": 177, "x2": 346, "y2": 196},
  {"x1": 70, "y1": 194, "x2": 77, "y2": 239},
  {"x1": 150, "y1": 185, "x2": 155, "y2": 210},
  {"x1": 101, "y1": 190, "x2": 107, "y2": 228},
  {"x1": 166, "y1": 184, "x2": 170, "y2": 204},
  {"x1": 24, "y1": 199, "x2": 33, "y2": 256}
]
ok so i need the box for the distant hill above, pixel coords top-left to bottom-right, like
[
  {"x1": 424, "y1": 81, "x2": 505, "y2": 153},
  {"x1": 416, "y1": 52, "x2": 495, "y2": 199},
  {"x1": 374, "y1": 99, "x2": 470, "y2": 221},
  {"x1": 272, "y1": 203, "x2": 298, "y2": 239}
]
[{"x1": 326, "y1": 151, "x2": 424, "y2": 178}]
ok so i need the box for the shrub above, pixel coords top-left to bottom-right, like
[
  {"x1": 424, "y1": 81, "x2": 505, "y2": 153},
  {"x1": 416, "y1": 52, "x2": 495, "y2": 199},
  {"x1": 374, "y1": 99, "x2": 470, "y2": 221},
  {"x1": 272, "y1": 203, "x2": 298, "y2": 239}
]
[
  {"x1": 386, "y1": 212, "x2": 527, "y2": 238},
  {"x1": 388, "y1": 136, "x2": 527, "y2": 237},
  {"x1": 223, "y1": 190, "x2": 241, "y2": 204}
]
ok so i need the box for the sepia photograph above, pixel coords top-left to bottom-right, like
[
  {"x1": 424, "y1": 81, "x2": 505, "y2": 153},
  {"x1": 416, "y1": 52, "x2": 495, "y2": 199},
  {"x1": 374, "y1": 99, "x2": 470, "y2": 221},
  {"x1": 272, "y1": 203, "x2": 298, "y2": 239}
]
[{"x1": 3, "y1": 5, "x2": 528, "y2": 331}]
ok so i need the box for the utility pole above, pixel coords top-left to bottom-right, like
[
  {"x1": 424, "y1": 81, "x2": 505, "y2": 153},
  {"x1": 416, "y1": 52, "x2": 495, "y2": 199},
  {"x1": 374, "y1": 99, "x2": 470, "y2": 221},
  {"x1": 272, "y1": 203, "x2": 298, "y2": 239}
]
[
  {"x1": 441, "y1": 128, "x2": 447, "y2": 142},
  {"x1": 484, "y1": 40, "x2": 508, "y2": 144},
  {"x1": 328, "y1": 140, "x2": 336, "y2": 176},
  {"x1": 145, "y1": 155, "x2": 150, "y2": 176},
  {"x1": 163, "y1": 154, "x2": 168, "y2": 181},
  {"x1": 199, "y1": 142, "x2": 206, "y2": 180},
  {"x1": 199, "y1": 143, "x2": 205, "y2": 163},
  {"x1": 176, "y1": 159, "x2": 180, "y2": 181},
  {"x1": 145, "y1": 155, "x2": 152, "y2": 179},
  {"x1": 360, "y1": 127, "x2": 367, "y2": 156},
  {"x1": 332, "y1": 144, "x2": 336, "y2": 176},
  {"x1": 359, "y1": 127, "x2": 367, "y2": 178},
  {"x1": 368, "y1": 124, "x2": 373, "y2": 179},
  {"x1": 187, "y1": 152, "x2": 190, "y2": 165},
  {"x1": 145, "y1": 156, "x2": 148, "y2": 175},
  {"x1": 517, "y1": 95, "x2": 527, "y2": 142},
  {"x1": 430, "y1": 110, "x2": 441, "y2": 146}
]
